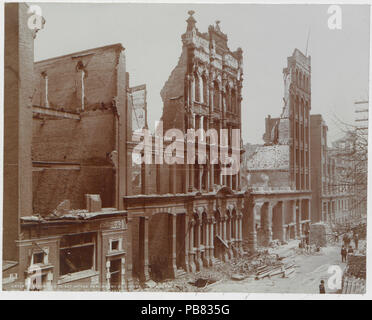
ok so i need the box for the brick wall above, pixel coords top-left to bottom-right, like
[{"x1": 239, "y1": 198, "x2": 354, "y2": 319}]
[
  {"x1": 32, "y1": 110, "x2": 116, "y2": 215},
  {"x1": 33, "y1": 44, "x2": 122, "y2": 112},
  {"x1": 160, "y1": 47, "x2": 188, "y2": 105},
  {"x1": 4, "y1": 3, "x2": 34, "y2": 261}
]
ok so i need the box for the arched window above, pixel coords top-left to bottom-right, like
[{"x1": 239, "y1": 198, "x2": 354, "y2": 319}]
[
  {"x1": 194, "y1": 74, "x2": 200, "y2": 102},
  {"x1": 214, "y1": 81, "x2": 220, "y2": 110}
]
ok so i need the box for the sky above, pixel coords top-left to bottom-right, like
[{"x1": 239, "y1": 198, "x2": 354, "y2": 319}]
[{"x1": 34, "y1": 3, "x2": 370, "y2": 144}]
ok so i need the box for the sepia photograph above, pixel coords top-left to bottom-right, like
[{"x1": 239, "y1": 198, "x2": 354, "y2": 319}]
[{"x1": 1, "y1": 1, "x2": 370, "y2": 297}]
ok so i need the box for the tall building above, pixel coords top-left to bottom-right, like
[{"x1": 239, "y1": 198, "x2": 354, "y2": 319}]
[
  {"x1": 3, "y1": 4, "x2": 135, "y2": 291},
  {"x1": 244, "y1": 49, "x2": 312, "y2": 250},
  {"x1": 161, "y1": 11, "x2": 243, "y2": 193},
  {"x1": 122, "y1": 11, "x2": 246, "y2": 285},
  {"x1": 310, "y1": 114, "x2": 328, "y2": 222},
  {"x1": 310, "y1": 114, "x2": 354, "y2": 224}
]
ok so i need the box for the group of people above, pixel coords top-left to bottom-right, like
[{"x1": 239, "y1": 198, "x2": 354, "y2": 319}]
[{"x1": 319, "y1": 230, "x2": 360, "y2": 294}]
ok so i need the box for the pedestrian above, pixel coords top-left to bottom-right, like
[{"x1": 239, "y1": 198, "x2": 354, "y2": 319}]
[
  {"x1": 348, "y1": 245, "x2": 354, "y2": 255},
  {"x1": 341, "y1": 245, "x2": 347, "y2": 263},
  {"x1": 335, "y1": 231, "x2": 339, "y2": 243},
  {"x1": 319, "y1": 280, "x2": 326, "y2": 294},
  {"x1": 343, "y1": 233, "x2": 350, "y2": 248},
  {"x1": 353, "y1": 233, "x2": 359, "y2": 250}
]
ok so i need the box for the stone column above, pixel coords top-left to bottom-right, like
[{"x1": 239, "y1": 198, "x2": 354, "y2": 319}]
[
  {"x1": 235, "y1": 215, "x2": 240, "y2": 255},
  {"x1": 244, "y1": 201, "x2": 257, "y2": 252},
  {"x1": 168, "y1": 214, "x2": 177, "y2": 278},
  {"x1": 121, "y1": 257, "x2": 126, "y2": 291},
  {"x1": 239, "y1": 214, "x2": 243, "y2": 254},
  {"x1": 222, "y1": 215, "x2": 228, "y2": 262},
  {"x1": 41, "y1": 72, "x2": 49, "y2": 108},
  {"x1": 139, "y1": 216, "x2": 150, "y2": 282},
  {"x1": 184, "y1": 214, "x2": 190, "y2": 273},
  {"x1": 199, "y1": 75, "x2": 203, "y2": 103},
  {"x1": 195, "y1": 220, "x2": 203, "y2": 270},
  {"x1": 297, "y1": 200, "x2": 302, "y2": 238},
  {"x1": 106, "y1": 260, "x2": 111, "y2": 291},
  {"x1": 203, "y1": 219, "x2": 210, "y2": 267},
  {"x1": 277, "y1": 201, "x2": 286, "y2": 243},
  {"x1": 209, "y1": 217, "x2": 215, "y2": 264},
  {"x1": 262, "y1": 202, "x2": 273, "y2": 246},
  {"x1": 291, "y1": 200, "x2": 298, "y2": 239},
  {"x1": 188, "y1": 219, "x2": 196, "y2": 273},
  {"x1": 171, "y1": 164, "x2": 177, "y2": 194},
  {"x1": 4, "y1": 3, "x2": 35, "y2": 262},
  {"x1": 189, "y1": 164, "x2": 194, "y2": 192},
  {"x1": 210, "y1": 164, "x2": 214, "y2": 191},
  {"x1": 235, "y1": 173, "x2": 239, "y2": 191},
  {"x1": 125, "y1": 216, "x2": 134, "y2": 290},
  {"x1": 199, "y1": 165, "x2": 203, "y2": 192}
]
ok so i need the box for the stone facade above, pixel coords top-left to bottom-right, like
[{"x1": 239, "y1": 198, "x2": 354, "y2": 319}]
[
  {"x1": 123, "y1": 12, "x2": 246, "y2": 287},
  {"x1": 243, "y1": 49, "x2": 313, "y2": 250}
]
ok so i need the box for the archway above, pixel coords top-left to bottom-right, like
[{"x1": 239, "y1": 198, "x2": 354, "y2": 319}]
[{"x1": 148, "y1": 212, "x2": 179, "y2": 281}]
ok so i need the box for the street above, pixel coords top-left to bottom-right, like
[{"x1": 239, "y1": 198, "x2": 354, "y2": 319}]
[{"x1": 206, "y1": 241, "x2": 346, "y2": 294}]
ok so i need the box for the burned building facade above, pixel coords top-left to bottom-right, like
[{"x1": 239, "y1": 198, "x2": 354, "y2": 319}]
[
  {"x1": 3, "y1": 4, "x2": 132, "y2": 291},
  {"x1": 3, "y1": 7, "x2": 246, "y2": 291},
  {"x1": 122, "y1": 11, "x2": 245, "y2": 286},
  {"x1": 244, "y1": 49, "x2": 312, "y2": 250}
]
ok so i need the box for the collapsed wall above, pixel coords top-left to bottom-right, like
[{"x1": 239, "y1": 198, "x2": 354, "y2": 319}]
[{"x1": 32, "y1": 109, "x2": 116, "y2": 216}]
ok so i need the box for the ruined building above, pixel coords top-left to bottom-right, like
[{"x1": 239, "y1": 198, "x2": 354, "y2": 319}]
[
  {"x1": 244, "y1": 49, "x2": 312, "y2": 249},
  {"x1": 3, "y1": 3, "x2": 134, "y2": 291},
  {"x1": 3, "y1": 8, "x2": 246, "y2": 291},
  {"x1": 122, "y1": 11, "x2": 245, "y2": 285}
]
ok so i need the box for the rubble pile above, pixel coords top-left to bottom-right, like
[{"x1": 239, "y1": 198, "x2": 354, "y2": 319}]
[
  {"x1": 342, "y1": 253, "x2": 366, "y2": 294},
  {"x1": 247, "y1": 145, "x2": 289, "y2": 170},
  {"x1": 345, "y1": 254, "x2": 366, "y2": 279},
  {"x1": 138, "y1": 242, "x2": 301, "y2": 292}
]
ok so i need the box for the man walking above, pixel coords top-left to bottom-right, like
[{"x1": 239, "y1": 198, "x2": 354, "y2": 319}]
[
  {"x1": 343, "y1": 233, "x2": 350, "y2": 248},
  {"x1": 341, "y1": 245, "x2": 347, "y2": 263},
  {"x1": 319, "y1": 280, "x2": 326, "y2": 294}
]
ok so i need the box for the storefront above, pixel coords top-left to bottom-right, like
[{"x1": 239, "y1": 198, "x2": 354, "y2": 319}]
[{"x1": 14, "y1": 209, "x2": 128, "y2": 291}]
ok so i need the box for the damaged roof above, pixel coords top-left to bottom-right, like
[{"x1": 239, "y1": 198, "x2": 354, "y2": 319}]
[{"x1": 247, "y1": 144, "x2": 290, "y2": 170}]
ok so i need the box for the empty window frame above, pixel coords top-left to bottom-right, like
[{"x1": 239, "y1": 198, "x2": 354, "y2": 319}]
[{"x1": 59, "y1": 233, "x2": 96, "y2": 276}]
